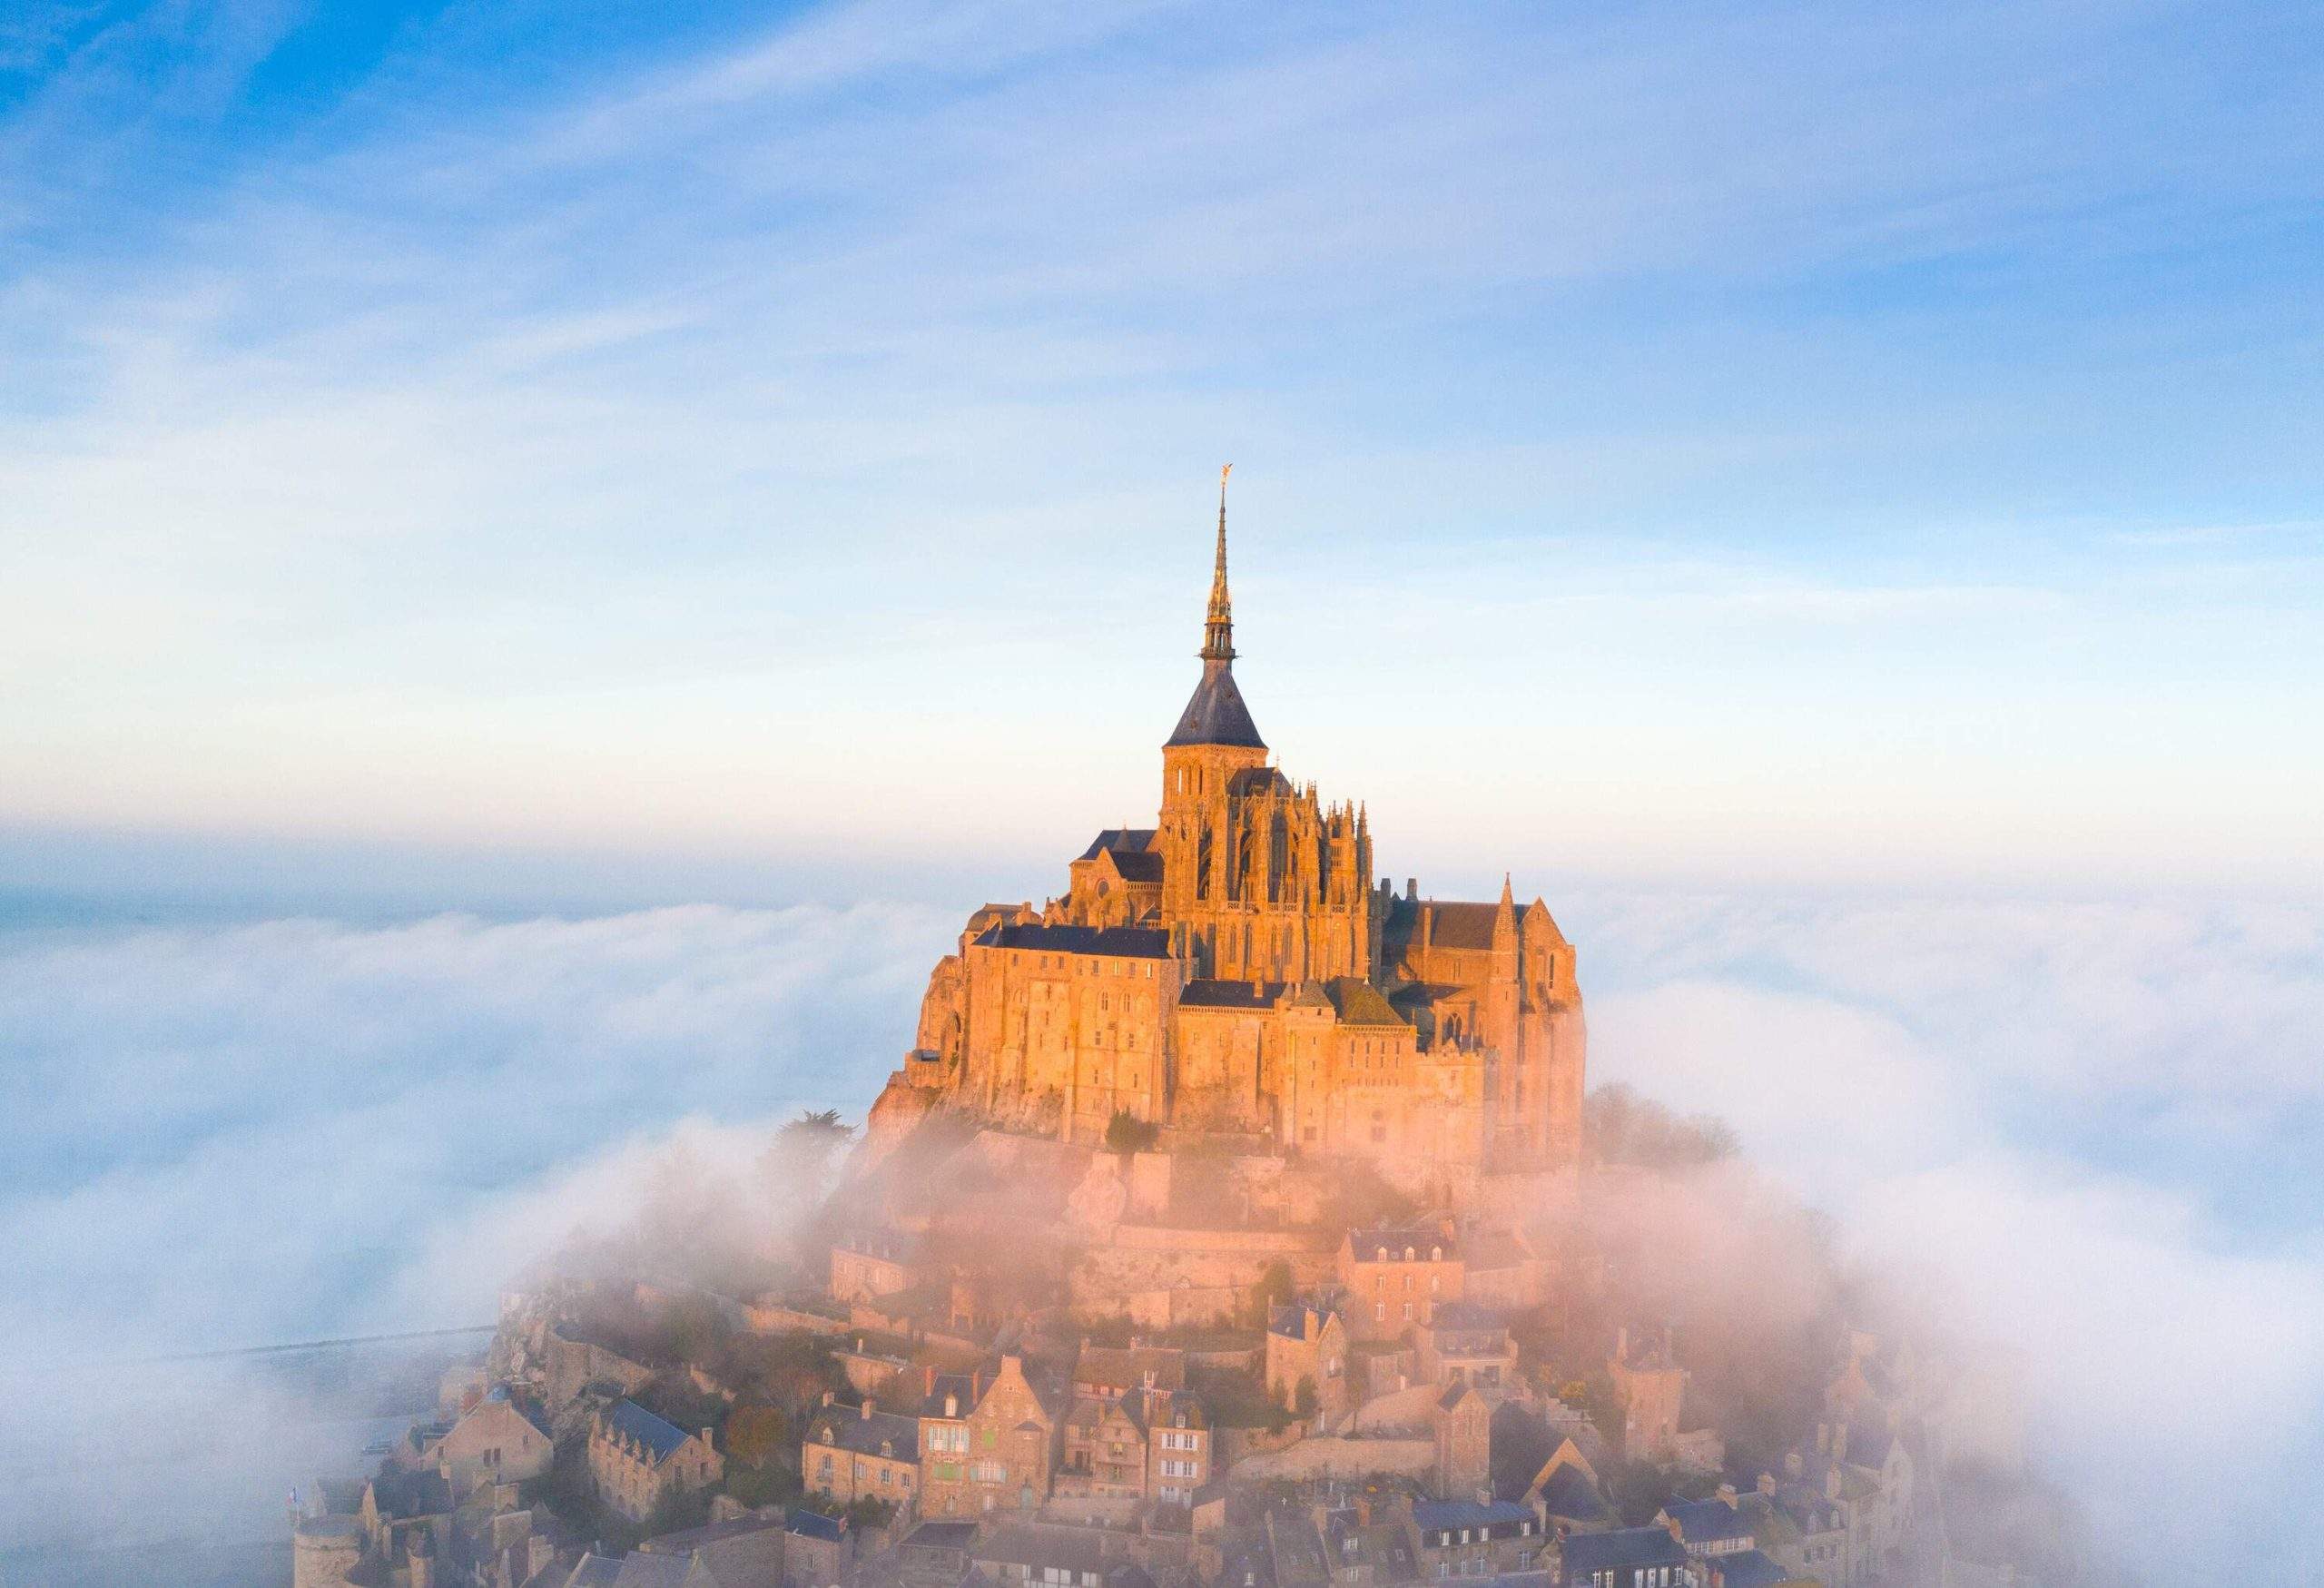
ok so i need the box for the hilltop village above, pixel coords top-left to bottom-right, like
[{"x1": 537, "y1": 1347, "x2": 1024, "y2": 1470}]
[{"x1": 292, "y1": 487, "x2": 2068, "y2": 1588}]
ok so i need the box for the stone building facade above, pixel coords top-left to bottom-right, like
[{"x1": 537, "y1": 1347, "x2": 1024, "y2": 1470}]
[
  {"x1": 917, "y1": 1356, "x2": 1061, "y2": 1519},
  {"x1": 587, "y1": 1400, "x2": 723, "y2": 1524},
  {"x1": 874, "y1": 477, "x2": 1585, "y2": 1177}
]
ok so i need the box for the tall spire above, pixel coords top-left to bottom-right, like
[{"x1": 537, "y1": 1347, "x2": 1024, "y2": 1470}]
[
  {"x1": 1203, "y1": 463, "x2": 1234, "y2": 662},
  {"x1": 1166, "y1": 466, "x2": 1265, "y2": 750}
]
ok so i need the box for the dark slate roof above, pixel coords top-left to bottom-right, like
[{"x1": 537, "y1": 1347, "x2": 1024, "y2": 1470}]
[
  {"x1": 921, "y1": 1372, "x2": 980, "y2": 1419},
  {"x1": 609, "y1": 1556, "x2": 692, "y2": 1588},
  {"x1": 1078, "y1": 829, "x2": 1157, "y2": 861},
  {"x1": 564, "y1": 1560, "x2": 625, "y2": 1588},
  {"x1": 1323, "y1": 977, "x2": 1408, "y2": 1028},
  {"x1": 1413, "y1": 1499, "x2": 1534, "y2": 1533},
  {"x1": 638, "y1": 1514, "x2": 786, "y2": 1553},
  {"x1": 369, "y1": 1467, "x2": 452, "y2": 1520},
  {"x1": 906, "y1": 1521, "x2": 981, "y2": 1551},
  {"x1": 1346, "y1": 1225, "x2": 1458, "y2": 1262},
  {"x1": 1713, "y1": 1551, "x2": 1788, "y2": 1588},
  {"x1": 974, "y1": 1524, "x2": 1108, "y2": 1573},
  {"x1": 1664, "y1": 1498, "x2": 1751, "y2": 1545},
  {"x1": 1266, "y1": 1303, "x2": 1336, "y2": 1340},
  {"x1": 1426, "y1": 1301, "x2": 1504, "y2": 1332},
  {"x1": 1181, "y1": 979, "x2": 1286, "y2": 1010},
  {"x1": 974, "y1": 922, "x2": 1173, "y2": 960},
  {"x1": 1532, "y1": 1464, "x2": 1613, "y2": 1524},
  {"x1": 787, "y1": 1510, "x2": 848, "y2": 1544},
  {"x1": 606, "y1": 1400, "x2": 691, "y2": 1464},
  {"x1": 1166, "y1": 659, "x2": 1265, "y2": 749},
  {"x1": 1558, "y1": 1527, "x2": 1689, "y2": 1575},
  {"x1": 809, "y1": 1404, "x2": 921, "y2": 1459},
  {"x1": 1438, "y1": 1380, "x2": 1481, "y2": 1413},
  {"x1": 1110, "y1": 851, "x2": 1165, "y2": 883}
]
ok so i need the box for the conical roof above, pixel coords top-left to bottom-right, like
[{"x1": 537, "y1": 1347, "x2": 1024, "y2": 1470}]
[{"x1": 1167, "y1": 659, "x2": 1265, "y2": 748}]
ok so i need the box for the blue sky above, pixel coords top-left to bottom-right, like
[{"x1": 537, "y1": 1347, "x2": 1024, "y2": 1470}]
[
  {"x1": 3, "y1": 10, "x2": 2322, "y2": 1573},
  {"x1": 3, "y1": 0, "x2": 2322, "y2": 902}
]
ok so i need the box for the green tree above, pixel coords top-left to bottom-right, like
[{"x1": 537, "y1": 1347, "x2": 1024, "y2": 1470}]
[
  {"x1": 767, "y1": 1108, "x2": 855, "y2": 1184},
  {"x1": 1104, "y1": 1110, "x2": 1160, "y2": 1155}
]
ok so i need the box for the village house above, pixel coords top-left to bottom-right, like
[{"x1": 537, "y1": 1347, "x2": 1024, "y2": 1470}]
[
  {"x1": 1607, "y1": 1328, "x2": 1689, "y2": 1465},
  {"x1": 1411, "y1": 1498, "x2": 1545, "y2": 1580},
  {"x1": 1072, "y1": 1342, "x2": 1188, "y2": 1400},
  {"x1": 437, "y1": 1386, "x2": 554, "y2": 1497},
  {"x1": 1413, "y1": 1302, "x2": 1514, "y2": 1393},
  {"x1": 830, "y1": 1230, "x2": 921, "y2": 1307},
  {"x1": 1658, "y1": 1496, "x2": 1753, "y2": 1563},
  {"x1": 1524, "y1": 1434, "x2": 1619, "y2": 1537},
  {"x1": 587, "y1": 1401, "x2": 723, "y2": 1524},
  {"x1": 1315, "y1": 1503, "x2": 1421, "y2": 1588},
  {"x1": 635, "y1": 1511, "x2": 791, "y2": 1583},
  {"x1": 1338, "y1": 1223, "x2": 1464, "y2": 1342},
  {"x1": 784, "y1": 1508, "x2": 853, "y2": 1588},
  {"x1": 1557, "y1": 1525, "x2": 1693, "y2": 1588},
  {"x1": 916, "y1": 1356, "x2": 1061, "y2": 1518},
  {"x1": 1267, "y1": 1303, "x2": 1353, "y2": 1428},
  {"x1": 1430, "y1": 1381, "x2": 1492, "y2": 1500},
  {"x1": 1746, "y1": 1475, "x2": 1847, "y2": 1585},
  {"x1": 1146, "y1": 1388, "x2": 1211, "y2": 1506},
  {"x1": 1061, "y1": 1393, "x2": 1150, "y2": 1498},
  {"x1": 803, "y1": 1394, "x2": 921, "y2": 1506}
]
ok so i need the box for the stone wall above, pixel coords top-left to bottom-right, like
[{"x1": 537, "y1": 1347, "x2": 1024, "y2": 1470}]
[{"x1": 1227, "y1": 1435, "x2": 1436, "y2": 1484}]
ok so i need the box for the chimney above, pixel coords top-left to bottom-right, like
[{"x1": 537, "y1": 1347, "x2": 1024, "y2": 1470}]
[
  {"x1": 1615, "y1": 1327, "x2": 1629, "y2": 1364},
  {"x1": 822, "y1": 1390, "x2": 835, "y2": 1407},
  {"x1": 924, "y1": 1366, "x2": 936, "y2": 1396},
  {"x1": 945, "y1": 1394, "x2": 960, "y2": 1418},
  {"x1": 861, "y1": 1400, "x2": 873, "y2": 1421},
  {"x1": 1404, "y1": 878, "x2": 1416, "y2": 900},
  {"x1": 703, "y1": 1426, "x2": 715, "y2": 1451}
]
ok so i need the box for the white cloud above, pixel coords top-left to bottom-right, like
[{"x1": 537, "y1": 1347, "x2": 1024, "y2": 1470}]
[{"x1": 1580, "y1": 888, "x2": 2324, "y2": 1575}]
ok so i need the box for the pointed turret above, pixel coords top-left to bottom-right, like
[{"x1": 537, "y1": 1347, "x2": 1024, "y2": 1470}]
[
  {"x1": 1203, "y1": 466, "x2": 1235, "y2": 663},
  {"x1": 1167, "y1": 466, "x2": 1265, "y2": 749}
]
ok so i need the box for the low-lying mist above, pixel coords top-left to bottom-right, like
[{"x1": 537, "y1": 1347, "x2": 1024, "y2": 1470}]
[{"x1": 1, "y1": 889, "x2": 2315, "y2": 1580}]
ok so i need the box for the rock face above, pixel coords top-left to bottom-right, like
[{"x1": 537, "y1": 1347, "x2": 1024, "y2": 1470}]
[{"x1": 876, "y1": 491, "x2": 1587, "y2": 1184}]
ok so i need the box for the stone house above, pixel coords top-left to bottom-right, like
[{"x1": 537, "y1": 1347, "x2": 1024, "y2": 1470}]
[
  {"x1": 1267, "y1": 1303, "x2": 1353, "y2": 1428},
  {"x1": 1459, "y1": 1226, "x2": 1547, "y2": 1313},
  {"x1": 1339, "y1": 1224, "x2": 1464, "y2": 1342},
  {"x1": 635, "y1": 1513, "x2": 789, "y2": 1583},
  {"x1": 803, "y1": 1395, "x2": 921, "y2": 1506},
  {"x1": 1072, "y1": 1343, "x2": 1187, "y2": 1400},
  {"x1": 1314, "y1": 1504, "x2": 1420, "y2": 1588},
  {"x1": 783, "y1": 1509, "x2": 852, "y2": 1588},
  {"x1": 588, "y1": 1401, "x2": 723, "y2": 1524},
  {"x1": 1145, "y1": 1388, "x2": 1212, "y2": 1506},
  {"x1": 1607, "y1": 1328, "x2": 1687, "y2": 1465},
  {"x1": 1523, "y1": 1435, "x2": 1617, "y2": 1536},
  {"x1": 437, "y1": 1389, "x2": 554, "y2": 1497},
  {"x1": 1411, "y1": 1497, "x2": 1546, "y2": 1580},
  {"x1": 1413, "y1": 1303, "x2": 1513, "y2": 1393},
  {"x1": 1556, "y1": 1524, "x2": 1693, "y2": 1588},
  {"x1": 916, "y1": 1356, "x2": 1060, "y2": 1518},
  {"x1": 1658, "y1": 1496, "x2": 1753, "y2": 1564},
  {"x1": 1429, "y1": 1382, "x2": 1492, "y2": 1501},
  {"x1": 830, "y1": 1231, "x2": 919, "y2": 1307},
  {"x1": 1061, "y1": 1394, "x2": 1150, "y2": 1498}
]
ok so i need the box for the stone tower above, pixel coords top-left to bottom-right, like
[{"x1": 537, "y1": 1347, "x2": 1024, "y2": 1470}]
[{"x1": 1157, "y1": 469, "x2": 1374, "y2": 981}]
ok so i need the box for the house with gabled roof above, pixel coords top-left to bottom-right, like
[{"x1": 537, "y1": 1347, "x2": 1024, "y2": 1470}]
[
  {"x1": 803, "y1": 1393, "x2": 921, "y2": 1505},
  {"x1": 587, "y1": 1400, "x2": 722, "y2": 1524}
]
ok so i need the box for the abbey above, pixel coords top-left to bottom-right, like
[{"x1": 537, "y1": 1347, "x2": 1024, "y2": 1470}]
[{"x1": 893, "y1": 478, "x2": 1585, "y2": 1172}]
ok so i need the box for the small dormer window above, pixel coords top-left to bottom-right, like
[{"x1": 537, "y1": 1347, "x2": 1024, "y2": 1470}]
[
  {"x1": 1403, "y1": 1246, "x2": 1415, "y2": 1261},
  {"x1": 1430, "y1": 1246, "x2": 1442, "y2": 1260}
]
